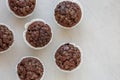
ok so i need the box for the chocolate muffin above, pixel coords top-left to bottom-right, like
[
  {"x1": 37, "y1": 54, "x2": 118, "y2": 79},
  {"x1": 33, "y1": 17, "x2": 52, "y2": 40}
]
[
  {"x1": 17, "y1": 57, "x2": 44, "y2": 80},
  {"x1": 25, "y1": 20, "x2": 52, "y2": 48},
  {"x1": 55, "y1": 43, "x2": 81, "y2": 71},
  {"x1": 54, "y1": 1, "x2": 82, "y2": 28},
  {"x1": 8, "y1": 0, "x2": 36, "y2": 17},
  {"x1": 0, "y1": 24, "x2": 14, "y2": 52}
]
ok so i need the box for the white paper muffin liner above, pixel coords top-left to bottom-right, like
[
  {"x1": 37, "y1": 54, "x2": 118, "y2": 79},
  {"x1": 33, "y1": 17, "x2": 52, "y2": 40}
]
[
  {"x1": 16, "y1": 56, "x2": 45, "y2": 80},
  {"x1": 54, "y1": 0, "x2": 84, "y2": 29},
  {"x1": 0, "y1": 23, "x2": 15, "y2": 54},
  {"x1": 54, "y1": 42, "x2": 83, "y2": 73},
  {"x1": 6, "y1": 0, "x2": 37, "y2": 18},
  {"x1": 23, "y1": 19, "x2": 53, "y2": 50}
]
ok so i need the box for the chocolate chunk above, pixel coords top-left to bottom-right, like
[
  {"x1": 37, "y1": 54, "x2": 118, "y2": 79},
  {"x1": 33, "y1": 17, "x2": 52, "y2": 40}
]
[
  {"x1": 55, "y1": 43, "x2": 81, "y2": 71},
  {"x1": 0, "y1": 24, "x2": 14, "y2": 52},
  {"x1": 8, "y1": 0, "x2": 36, "y2": 17},
  {"x1": 17, "y1": 57, "x2": 44, "y2": 80},
  {"x1": 26, "y1": 21, "x2": 52, "y2": 48},
  {"x1": 55, "y1": 1, "x2": 82, "y2": 28}
]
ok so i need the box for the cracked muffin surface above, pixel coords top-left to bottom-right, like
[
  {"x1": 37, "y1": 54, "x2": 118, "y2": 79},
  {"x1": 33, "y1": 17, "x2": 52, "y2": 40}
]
[
  {"x1": 8, "y1": 0, "x2": 36, "y2": 17},
  {"x1": 55, "y1": 1, "x2": 82, "y2": 28},
  {"x1": 55, "y1": 43, "x2": 81, "y2": 71},
  {"x1": 0, "y1": 24, "x2": 14, "y2": 52},
  {"x1": 17, "y1": 57, "x2": 44, "y2": 80},
  {"x1": 26, "y1": 21, "x2": 52, "y2": 48}
]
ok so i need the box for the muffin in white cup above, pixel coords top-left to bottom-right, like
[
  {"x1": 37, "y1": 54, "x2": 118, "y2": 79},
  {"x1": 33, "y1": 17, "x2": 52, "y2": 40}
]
[
  {"x1": 17, "y1": 56, "x2": 44, "y2": 80},
  {"x1": 23, "y1": 19, "x2": 52, "y2": 50},
  {"x1": 0, "y1": 23, "x2": 14, "y2": 53},
  {"x1": 54, "y1": 0, "x2": 83, "y2": 29},
  {"x1": 7, "y1": 0, "x2": 37, "y2": 18},
  {"x1": 54, "y1": 43, "x2": 82, "y2": 72}
]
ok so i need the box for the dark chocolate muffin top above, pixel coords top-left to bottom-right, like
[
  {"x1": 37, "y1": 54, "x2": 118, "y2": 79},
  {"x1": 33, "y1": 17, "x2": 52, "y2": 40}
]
[
  {"x1": 55, "y1": 1, "x2": 82, "y2": 28},
  {"x1": 0, "y1": 24, "x2": 14, "y2": 52},
  {"x1": 17, "y1": 57, "x2": 44, "y2": 80},
  {"x1": 8, "y1": 0, "x2": 36, "y2": 17},
  {"x1": 26, "y1": 21, "x2": 52, "y2": 48},
  {"x1": 55, "y1": 43, "x2": 81, "y2": 71}
]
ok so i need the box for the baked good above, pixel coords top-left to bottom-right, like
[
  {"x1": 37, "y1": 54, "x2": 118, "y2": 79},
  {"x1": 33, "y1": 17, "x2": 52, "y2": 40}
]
[
  {"x1": 54, "y1": 1, "x2": 82, "y2": 28},
  {"x1": 8, "y1": 0, "x2": 36, "y2": 17},
  {"x1": 17, "y1": 57, "x2": 44, "y2": 80},
  {"x1": 25, "y1": 21, "x2": 52, "y2": 48},
  {"x1": 55, "y1": 43, "x2": 81, "y2": 71},
  {"x1": 0, "y1": 24, "x2": 14, "y2": 52}
]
